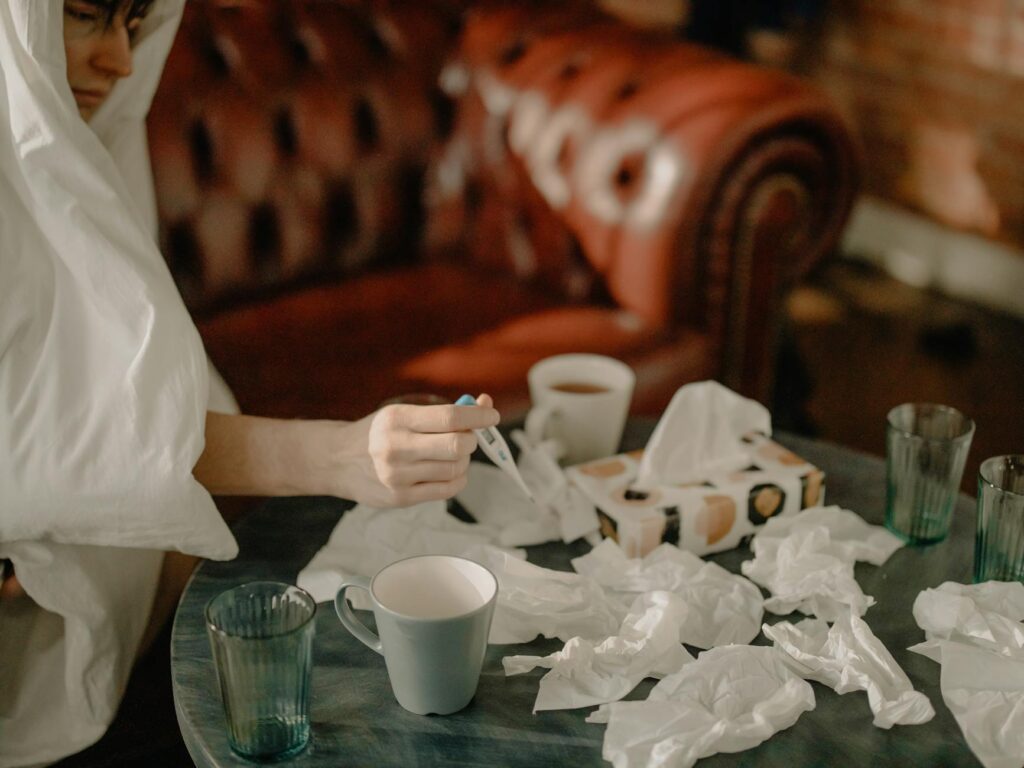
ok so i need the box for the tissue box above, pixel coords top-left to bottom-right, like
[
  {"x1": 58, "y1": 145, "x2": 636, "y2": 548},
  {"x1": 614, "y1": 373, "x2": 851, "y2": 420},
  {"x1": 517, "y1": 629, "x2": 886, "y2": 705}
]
[{"x1": 566, "y1": 432, "x2": 825, "y2": 557}]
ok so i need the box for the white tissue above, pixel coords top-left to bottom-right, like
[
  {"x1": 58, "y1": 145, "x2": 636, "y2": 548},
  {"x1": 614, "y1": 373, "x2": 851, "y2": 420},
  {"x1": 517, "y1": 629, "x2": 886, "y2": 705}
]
[
  {"x1": 913, "y1": 640, "x2": 1024, "y2": 768},
  {"x1": 503, "y1": 591, "x2": 694, "y2": 711},
  {"x1": 480, "y1": 548, "x2": 625, "y2": 644},
  {"x1": 910, "y1": 581, "x2": 1024, "y2": 662},
  {"x1": 746, "y1": 505, "x2": 905, "y2": 566},
  {"x1": 296, "y1": 503, "x2": 621, "y2": 644},
  {"x1": 765, "y1": 613, "x2": 934, "y2": 728},
  {"x1": 636, "y1": 381, "x2": 771, "y2": 487},
  {"x1": 741, "y1": 505, "x2": 904, "y2": 620},
  {"x1": 744, "y1": 527, "x2": 870, "y2": 619},
  {"x1": 457, "y1": 462, "x2": 560, "y2": 546},
  {"x1": 587, "y1": 645, "x2": 815, "y2": 768},
  {"x1": 296, "y1": 501, "x2": 522, "y2": 605},
  {"x1": 571, "y1": 539, "x2": 764, "y2": 647},
  {"x1": 910, "y1": 581, "x2": 1024, "y2": 768},
  {"x1": 511, "y1": 429, "x2": 601, "y2": 543}
]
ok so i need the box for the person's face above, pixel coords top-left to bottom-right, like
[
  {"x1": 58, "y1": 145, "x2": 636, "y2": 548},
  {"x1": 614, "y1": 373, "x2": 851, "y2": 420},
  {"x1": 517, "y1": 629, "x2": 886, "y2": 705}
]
[{"x1": 63, "y1": 1, "x2": 146, "y2": 121}]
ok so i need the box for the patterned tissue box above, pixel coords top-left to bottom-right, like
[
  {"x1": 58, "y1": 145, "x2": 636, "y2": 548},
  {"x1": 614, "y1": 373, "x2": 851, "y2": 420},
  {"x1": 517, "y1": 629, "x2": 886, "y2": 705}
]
[{"x1": 565, "y1": 432, "x2": 825, "y2": 557}]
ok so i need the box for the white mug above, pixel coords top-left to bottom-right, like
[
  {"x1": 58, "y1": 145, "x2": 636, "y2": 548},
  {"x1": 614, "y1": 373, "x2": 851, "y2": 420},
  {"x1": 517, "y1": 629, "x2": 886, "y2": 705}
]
[
  {"x1": 334, "y1": 555, "x2": 497, "y2": 716},
  {"x1": 525, "y1": 354, "x2": 635, "y2": 465}
]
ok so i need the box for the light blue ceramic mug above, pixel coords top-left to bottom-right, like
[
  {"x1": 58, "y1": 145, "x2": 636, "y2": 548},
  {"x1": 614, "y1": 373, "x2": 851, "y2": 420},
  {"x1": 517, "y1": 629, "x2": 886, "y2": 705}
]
[{"x1": 334, "y1": 555, "x2": 498, "y2": 715}]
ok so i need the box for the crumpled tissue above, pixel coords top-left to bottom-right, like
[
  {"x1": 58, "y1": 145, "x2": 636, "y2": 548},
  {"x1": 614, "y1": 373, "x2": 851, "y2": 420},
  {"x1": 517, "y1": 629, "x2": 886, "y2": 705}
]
[
  {"x1": 296, "y1": 501, "x2": 522, "y2": 606},
  {"x1": 748, "y1": 504, "x2": 905, "y2": 566},
  {"x1": 297, "y1": 503, "x2": 620, "y2": 644},
  {"x1": 910, "y1": 580, "x2": 1024, "y2": 661},
  {"x1": 910, "y1": 581, "x2": 1024, "y2": 768},
  {"x1": 764, "y1": 612, "x2": 934, "y2": 728},
  {"x1": 636, "y1": 380, "x2": 771, "y2": 487},
  {"x1": 741, "y1": 505, "x2": 904, "y2": 620},
  {"x1": 479, "y1": 548, "x2": 626, "y2": 644},
  {"x1": 571, "y1": 539, "x2": 764, "y2": 647},
  {"x1": 587, "y1": 645, "x2": 816, "y2": 768},
  {"x1": 511, "y1": 429, "x2": 601, "y2": 543},
  {"x1": 456, "y1": 462, "x2": 560, "y2": 546},
  {"x1": 503, "y1": 591, "x2": 694, "y2": 711}
]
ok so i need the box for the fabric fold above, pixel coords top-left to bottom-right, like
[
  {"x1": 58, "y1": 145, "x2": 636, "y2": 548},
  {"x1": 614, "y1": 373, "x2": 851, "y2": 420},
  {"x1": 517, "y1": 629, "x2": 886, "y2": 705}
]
[{"x1": 1, "y1": 3, "x2": 235, "y2": 764}]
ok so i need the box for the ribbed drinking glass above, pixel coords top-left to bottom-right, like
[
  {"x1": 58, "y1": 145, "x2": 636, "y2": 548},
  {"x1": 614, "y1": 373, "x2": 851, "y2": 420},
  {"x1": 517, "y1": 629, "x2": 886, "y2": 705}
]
[
  {"x1": 975, "y1": 455, "x2": 1024, "y2": 583},
  {"x1": 205, "y1": 582, "x2": 316, "y2": 760},
  {"x1": 885, "y1": 403, "x2": 974, "y2": 545}
]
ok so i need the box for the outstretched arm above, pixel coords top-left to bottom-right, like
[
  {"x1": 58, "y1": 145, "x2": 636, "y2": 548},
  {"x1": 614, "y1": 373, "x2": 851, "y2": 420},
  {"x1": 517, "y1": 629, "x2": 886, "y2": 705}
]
[
  {"x1": 193, "y1": 395, "x2": 498, "y2": 507},
  {"x1": 0, "y1": 401, "x2": 498, "y2": 608}
]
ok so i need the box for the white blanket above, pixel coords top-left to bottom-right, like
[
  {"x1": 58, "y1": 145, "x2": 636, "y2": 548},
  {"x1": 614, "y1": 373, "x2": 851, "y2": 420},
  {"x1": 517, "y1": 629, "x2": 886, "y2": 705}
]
[{"x1": 0, "y1": 2, "x2": 236, "y2": 764}]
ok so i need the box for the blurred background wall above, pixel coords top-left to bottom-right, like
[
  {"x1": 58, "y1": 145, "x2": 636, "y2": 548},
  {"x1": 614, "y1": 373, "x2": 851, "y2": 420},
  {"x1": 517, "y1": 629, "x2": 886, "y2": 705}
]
[{"x1": 600, "y1": 0, "x2": 1024, "y2": 490}]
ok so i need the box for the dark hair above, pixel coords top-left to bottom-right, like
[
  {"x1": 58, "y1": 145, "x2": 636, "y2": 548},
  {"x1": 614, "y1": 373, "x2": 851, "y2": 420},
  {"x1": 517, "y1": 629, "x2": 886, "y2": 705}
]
[{"x1": 79, "y1": 0, "x2": 157, "y2": 31}]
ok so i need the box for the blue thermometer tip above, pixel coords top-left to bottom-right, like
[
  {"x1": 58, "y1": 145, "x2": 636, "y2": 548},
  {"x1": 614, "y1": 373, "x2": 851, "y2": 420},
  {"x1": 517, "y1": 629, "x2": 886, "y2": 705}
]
[{"x1": 453, "y1": 394, "x2": 535, "y2": 502}]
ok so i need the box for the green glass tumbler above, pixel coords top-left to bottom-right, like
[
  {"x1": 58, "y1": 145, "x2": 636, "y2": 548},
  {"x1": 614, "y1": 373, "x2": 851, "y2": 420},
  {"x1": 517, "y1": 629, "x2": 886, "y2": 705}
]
[
  {"x1": 205, "y1": 582, "x2": 316, "y2": 760},
  {"x1": 975, "y1": 456, "x2": 1024, "y2": 583},
  {"x1": 885, "y1": 403, "x2": 974, "y2": 545}
]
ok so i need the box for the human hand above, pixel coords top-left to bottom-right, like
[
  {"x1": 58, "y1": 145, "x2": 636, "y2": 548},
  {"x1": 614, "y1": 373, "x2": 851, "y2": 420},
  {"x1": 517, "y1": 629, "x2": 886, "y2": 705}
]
[{"x1": 334, "y1": 394, "x2": 499, "y2": 507}]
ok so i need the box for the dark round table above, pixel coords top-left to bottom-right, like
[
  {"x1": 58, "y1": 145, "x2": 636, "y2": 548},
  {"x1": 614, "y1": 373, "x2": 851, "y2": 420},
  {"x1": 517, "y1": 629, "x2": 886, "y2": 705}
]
[{"x1": 171, "y1": 425, "x2": 980, "y2": 767}]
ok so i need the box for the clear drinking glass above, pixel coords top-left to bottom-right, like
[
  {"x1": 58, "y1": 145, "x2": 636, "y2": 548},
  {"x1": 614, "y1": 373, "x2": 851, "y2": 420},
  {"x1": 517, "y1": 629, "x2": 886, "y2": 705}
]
[
  {"x1": 205, "y1": 582, "x2": 316, "y2": 760},
  {"x1": 975, "y1": 455, "x2": 1024, "y2": 583},
  {"x1": 885, "y1": 403, "x2": 975, "y2": 545}
]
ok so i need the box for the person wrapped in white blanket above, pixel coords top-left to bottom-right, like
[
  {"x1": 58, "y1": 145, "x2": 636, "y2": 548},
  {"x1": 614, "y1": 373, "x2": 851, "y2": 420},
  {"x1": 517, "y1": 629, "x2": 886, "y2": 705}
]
[{"x1": 0, "y1": 2, "x2": 498, "y2": 765}]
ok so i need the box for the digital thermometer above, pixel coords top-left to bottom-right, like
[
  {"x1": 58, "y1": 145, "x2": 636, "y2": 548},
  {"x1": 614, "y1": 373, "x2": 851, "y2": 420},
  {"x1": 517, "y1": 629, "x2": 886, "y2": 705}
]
[{"x1": 455, "y1": 394, "x2": 535, "y2": 502}]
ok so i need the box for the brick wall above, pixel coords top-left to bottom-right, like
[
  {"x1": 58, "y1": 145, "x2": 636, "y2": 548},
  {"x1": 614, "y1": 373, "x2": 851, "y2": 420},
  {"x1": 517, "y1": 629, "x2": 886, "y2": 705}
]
[{"x1": 806, "y1": 0, "x2": 1024, "y2": 250}]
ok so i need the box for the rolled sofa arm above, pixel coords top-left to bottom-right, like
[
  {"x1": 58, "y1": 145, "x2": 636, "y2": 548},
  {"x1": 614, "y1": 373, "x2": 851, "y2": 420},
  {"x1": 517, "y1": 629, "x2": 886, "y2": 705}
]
[{"x1": 434, "y1": 4, "x2": 859, "y2": 401}]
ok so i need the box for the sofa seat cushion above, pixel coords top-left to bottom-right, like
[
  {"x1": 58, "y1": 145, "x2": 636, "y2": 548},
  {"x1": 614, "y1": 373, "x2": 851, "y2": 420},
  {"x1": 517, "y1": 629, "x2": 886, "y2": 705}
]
[{"x1": 197, "y1": 263, "x2": 713, "y2": 421}]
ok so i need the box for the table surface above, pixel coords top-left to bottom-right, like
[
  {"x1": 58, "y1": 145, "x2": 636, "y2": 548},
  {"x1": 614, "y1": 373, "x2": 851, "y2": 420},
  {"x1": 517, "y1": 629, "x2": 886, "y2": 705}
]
[{"x1": 172, "y1": 424, "x2": 980, "y2": 767}]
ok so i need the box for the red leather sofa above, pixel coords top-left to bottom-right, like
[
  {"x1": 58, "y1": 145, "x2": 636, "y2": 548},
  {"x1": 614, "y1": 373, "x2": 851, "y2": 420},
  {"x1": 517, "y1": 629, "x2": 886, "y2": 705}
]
[{"x1": 148, "y1": 0, "x2": 858, "y2": 422}]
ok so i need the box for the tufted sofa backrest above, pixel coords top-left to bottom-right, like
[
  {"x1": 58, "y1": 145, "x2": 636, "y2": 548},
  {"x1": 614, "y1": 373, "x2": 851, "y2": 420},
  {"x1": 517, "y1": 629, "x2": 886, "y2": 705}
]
[
  {"x1": 148, "y1": 0, "x2": 462, "y2": 313},
  {"x1": 150, "y1": 0, "x2": 857, "y2": 363}
]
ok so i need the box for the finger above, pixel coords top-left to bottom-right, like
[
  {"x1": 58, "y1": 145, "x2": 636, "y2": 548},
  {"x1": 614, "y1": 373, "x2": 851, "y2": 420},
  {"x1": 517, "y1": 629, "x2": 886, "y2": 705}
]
[
  {"x1": 394, "y1": 476, "x2": 469, "y2": 506},
  {"x1": 398, "y1": 403, "x2": 499, "y2": 433},
  {"x1": 389, "y1": 430, "x2": 477, "y2": 461},
  {"x1": 388, "y1": 457, "x2": 471, "y2": 486}
]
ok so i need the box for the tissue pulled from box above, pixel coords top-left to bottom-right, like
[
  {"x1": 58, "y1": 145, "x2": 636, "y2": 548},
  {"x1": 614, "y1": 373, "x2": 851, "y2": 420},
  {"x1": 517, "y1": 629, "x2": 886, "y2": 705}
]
[
  {"x1": 567, "y1": 407, "x2": 824, "y2": 559},
  {"x1": 910, "y1": 581, "x2": 1024, "y2": 768},
  {"x1": 765, "y1": 612, "x2": 934, "y2": 728},
  {"x1": 635, "y1": 380, "x2": 771, "y2": 487},
  {"x1": 571, "y1": 539, "x2": 764, "y2": 647},
  {"x1": 586, "y1": 645, "x2": 815, "y2": 768},
  {"x1": 741, "y1": 505, "x2": 903, "y2": 621},
  {"x1": 503, "y1": 591, "x2": 694, "y2": 711}
]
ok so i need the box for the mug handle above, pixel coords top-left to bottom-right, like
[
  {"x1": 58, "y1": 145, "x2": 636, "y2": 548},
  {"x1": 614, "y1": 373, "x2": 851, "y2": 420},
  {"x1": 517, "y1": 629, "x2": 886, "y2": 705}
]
[
  {"x1": 334, "y1": 576, "x2": 383, "y2": 655},
  {"x1": 525, "y1": 404, "x2": 555, "y2": 445}
]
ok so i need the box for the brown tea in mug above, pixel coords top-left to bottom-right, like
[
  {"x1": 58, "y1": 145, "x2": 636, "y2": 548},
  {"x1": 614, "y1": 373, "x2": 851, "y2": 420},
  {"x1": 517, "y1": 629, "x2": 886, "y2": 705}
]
[{"x1": 550, "y1": 381, "x2": 610, "y2": 394}]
